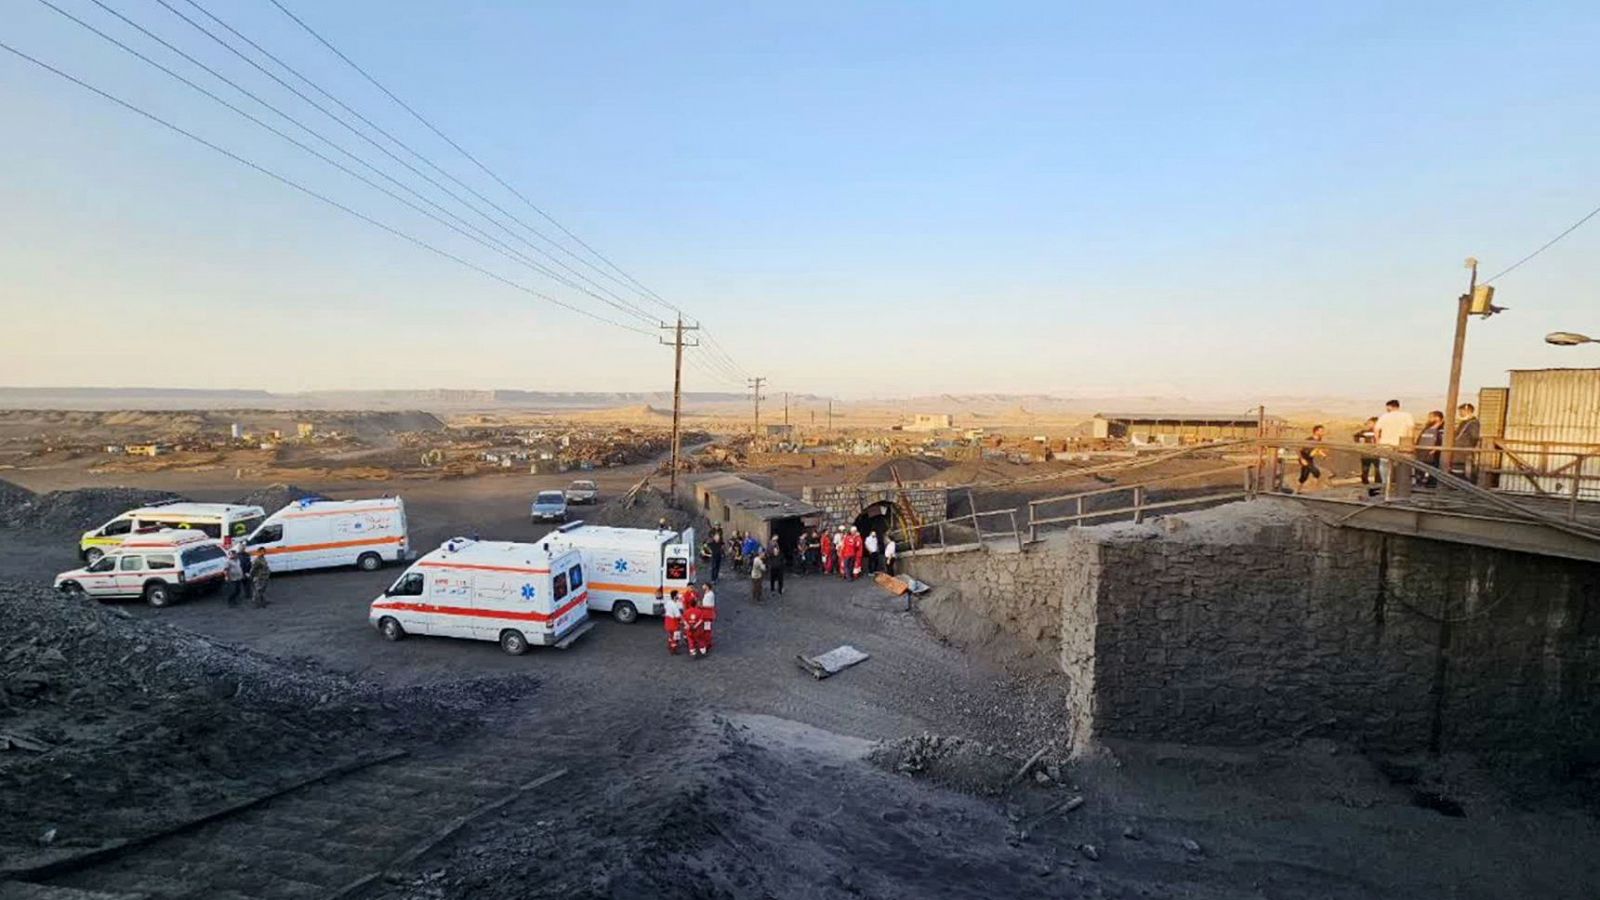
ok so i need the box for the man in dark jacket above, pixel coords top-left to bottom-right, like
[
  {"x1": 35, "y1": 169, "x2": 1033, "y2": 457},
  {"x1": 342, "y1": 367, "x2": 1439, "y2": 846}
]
[
  {"x1": 708, "y1": 528, "x2": 724, "y2": 583},
  {"x1": 1354, "y1": 417, "x2": 1381, "y2": 486},
  {"x1": 1454, "y1": 403, "x2": 1481, "y2": 481}
]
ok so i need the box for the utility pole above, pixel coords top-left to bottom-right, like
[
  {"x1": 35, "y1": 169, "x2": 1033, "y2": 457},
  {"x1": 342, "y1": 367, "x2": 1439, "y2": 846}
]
[
  {"x1": 747, "y1": 376, "x2": 766, "y2": 434},
  {"x1": 1441, "y1": 258, "x2": 1477, "y2": 477},
  {"x1": 783, "y1": 391, "x2": 790, "y2": 426},
  {"x1": 660, "y1": 315, "x2": 699, "y2": 500},
  {"x1": 827, "y1": 398, "x2": 834, "y2": 432}
]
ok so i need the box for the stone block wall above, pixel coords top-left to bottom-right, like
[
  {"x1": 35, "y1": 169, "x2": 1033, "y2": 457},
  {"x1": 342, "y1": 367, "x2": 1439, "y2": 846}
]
[
  {"x1": 897, "y1": 498, "x2": 1600, "y2": 768},
  {"x1": 801, "y1": 482, "x2": 949, "y2": 528},
  {"x1": 1067, "y1": 504, "x2": 1600, "y2": 766}
]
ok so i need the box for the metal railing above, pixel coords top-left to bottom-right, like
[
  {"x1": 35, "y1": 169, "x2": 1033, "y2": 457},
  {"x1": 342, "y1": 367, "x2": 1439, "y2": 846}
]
[{"x1": 1025, "y1": 463, "x2": 1252, "y2": 541}]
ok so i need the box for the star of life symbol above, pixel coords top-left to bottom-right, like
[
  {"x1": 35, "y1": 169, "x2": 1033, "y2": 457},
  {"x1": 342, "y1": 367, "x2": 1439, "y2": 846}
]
[
  {"x1": 613, "y1": 558, "x2": 629, "y2": 573},
  {"x1": 520, "y1": 583, "x2": 537, "y2": 601}
]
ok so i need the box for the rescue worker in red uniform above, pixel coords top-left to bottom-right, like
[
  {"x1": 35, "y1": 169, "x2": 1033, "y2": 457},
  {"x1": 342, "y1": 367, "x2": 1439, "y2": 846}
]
[
  {"x1": 681, "y1": 592, "x2": 709, "y2": 658},
  {"x1": 663, "y1": 590, "x2": 684, "y2": 655},
  {"x1": 841, "y1": 527, "x2": 864, "y2": 580},
  {"x1": 820, "y1": 529, "x2": 836, "y2": 575}
]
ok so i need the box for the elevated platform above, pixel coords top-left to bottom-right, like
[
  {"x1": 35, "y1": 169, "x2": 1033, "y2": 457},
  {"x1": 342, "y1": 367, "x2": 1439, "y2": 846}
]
[{"x1": 1267, "y1": 487, "x2": 1600, "y2": 563}]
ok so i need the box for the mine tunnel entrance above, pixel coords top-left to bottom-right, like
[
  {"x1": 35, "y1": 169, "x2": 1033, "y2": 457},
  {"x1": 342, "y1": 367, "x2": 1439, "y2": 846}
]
[{"x1": 852, "y1": 501, "x2": 898, "y2": 544}]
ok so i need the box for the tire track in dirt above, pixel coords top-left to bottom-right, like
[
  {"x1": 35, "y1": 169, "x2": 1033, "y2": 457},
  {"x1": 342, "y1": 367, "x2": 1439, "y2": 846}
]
[{"x1": 31, "y1": 735, "x2": 576, "y2": 900}]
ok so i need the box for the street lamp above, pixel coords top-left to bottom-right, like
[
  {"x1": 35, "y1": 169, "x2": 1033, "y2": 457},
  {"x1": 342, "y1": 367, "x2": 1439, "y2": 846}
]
[{"x1": 1546, "y1": 331, "x2": 1596, "y2": 346}]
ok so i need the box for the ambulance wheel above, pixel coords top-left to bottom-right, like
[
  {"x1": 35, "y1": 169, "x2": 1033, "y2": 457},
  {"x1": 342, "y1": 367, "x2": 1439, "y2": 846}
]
[
  {"x1": 84, "y1": 547, "x2": 104, "y2": 564},
  {"x1": 612, "y1": 600, "x2": 638, "y2": 624},
  {"x1": 379, "y1": 617, "x2": 405, "y2": 642},
  {"x1": 357, "y1": 552, "x2": 383, "y2": 572},
  {"x1": 499, "y1": 630, "x2": 530, "y2": 656},
  {"x1": 144, "y1": 583, "x2": 172, "y2": 608},
  {"x1": 58, "y1": 581, "x2": 85, "y2": 600}
]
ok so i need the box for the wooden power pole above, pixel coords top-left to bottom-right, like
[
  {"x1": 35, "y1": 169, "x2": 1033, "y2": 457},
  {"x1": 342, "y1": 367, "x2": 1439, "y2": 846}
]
[
  {"x1": 660, "y1": 315, "x2": 699, "y2": 500},
  {"x1": 747, "y1": 376, "x2": 767, "y2": 433}
]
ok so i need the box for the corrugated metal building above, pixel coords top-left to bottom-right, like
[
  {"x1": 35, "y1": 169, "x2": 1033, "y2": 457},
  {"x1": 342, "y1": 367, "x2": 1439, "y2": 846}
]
[
  {"x1": 1091, "y1": 412, "x2": 1284, "y2": 442},
  {"x1": 1499, "y1": 368, "x2": 1600, "y2": 500}
]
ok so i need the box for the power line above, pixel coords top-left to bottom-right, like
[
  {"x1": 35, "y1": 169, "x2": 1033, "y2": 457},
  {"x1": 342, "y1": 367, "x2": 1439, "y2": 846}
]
[
  {"x1": 0, "y1": 38, "x2": 653, "y2": 336},
  {"x1": 1484, "y1": 200, "x2": 1600, "y2": 284},
  {"x1": 41, "y1": 0, "x2": 653, "y2": 327},
  {"x1": 268, "y1": 0, "x2": 681, "y2": 319},
  {"x1": 139, "y1": 0, "x2": 658, "y2": 326},
  {"x1": 174, "y1": 0, "x2": 665, "y2": 324}
]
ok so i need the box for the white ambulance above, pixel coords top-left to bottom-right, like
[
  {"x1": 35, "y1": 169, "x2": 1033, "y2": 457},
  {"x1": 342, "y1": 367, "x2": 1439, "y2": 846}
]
[
  {"x1": 244, "y1": 497, "x2": 410, "y2": 572},
  {"x1": 369, "y1": 536, "x2": 594, "y2": 654},
  {"x1": 80, "y1": 501, "x2": 266, "y2": 562},
  {"x1": 54, "y1": 529, "x2": 229, "y2": 606},
  {"x1": 553, "y1": 521, "x2": 695, "y2": 623}
]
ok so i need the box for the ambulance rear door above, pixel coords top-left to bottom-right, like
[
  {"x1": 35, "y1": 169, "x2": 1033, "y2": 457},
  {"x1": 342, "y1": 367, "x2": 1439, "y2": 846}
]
[{"x1": 663, "y1": 528, "x2": 693, "y2": 595}]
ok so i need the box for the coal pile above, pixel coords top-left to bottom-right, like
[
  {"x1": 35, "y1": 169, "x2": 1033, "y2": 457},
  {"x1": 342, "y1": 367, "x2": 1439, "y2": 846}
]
[
  {"x1": 590, "y1": 487, "x2": 696, "y2": 533},
  {"x1": 0, "y1": 580, "x2": 536, "y2": 857},
  {"x1": 0, "y1": 477, "x2": 34, "y2": 515},
  {"x1": 232, "y1": 483, "x2": 329, "y2": 511},
  {"x1": 863, "y1": 455, "x2": 951, "y2": 484},
  {"x1": 0, "y1": 486, "x2": 185, "y2": 534}
]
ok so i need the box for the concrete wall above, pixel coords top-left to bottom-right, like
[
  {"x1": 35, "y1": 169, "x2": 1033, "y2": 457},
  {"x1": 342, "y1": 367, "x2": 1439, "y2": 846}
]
[
  {"x1": 899, "y1": 542, "x2": 1069, "y2": 672},
  {"x1": 903, "y1": 500, "x2": 1600, "y2": 769}
]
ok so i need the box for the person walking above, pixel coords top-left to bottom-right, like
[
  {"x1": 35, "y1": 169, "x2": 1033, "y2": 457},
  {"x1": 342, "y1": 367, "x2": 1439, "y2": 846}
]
[
  {"x1": 698, "y1": 582, "x2": 716, "y2": 650},
  {"x1": 1354, "y1": 417, "x2": 1382, "y2": 487},
  {"x1": 768, "y1": 545, "x2": 786, "y2": 597},
  {"x1": 708, "y1": 529, "x2": 724, "y2": 583},
  {"x1": 249, "y1": 547, "x2": 271, "y2": 608},
  {"x1": 1297, "y1": 425, "x2": 1328, "y2": 492},
  {"x1": 864, "y1": 530, "x2": 881, "y2": 575},
  {"x1": 884, "y1": 535, "x2": 898, "y2": 576},
  {"x1": 1454, "y1": 403, "x2": 1481, "y2": 481},
  {"x1": 1373, "y1": 399, "x2": 1416, "y2": 488},
  {"x1": 663, "y1": 590, "x2": 684, "y2": 655},
  {"x1": 750, "y1": 551, "x2": 766, "y2": 603},
  {"x1": 224, "y1": 547, "x2": 246, "y2": 607}
]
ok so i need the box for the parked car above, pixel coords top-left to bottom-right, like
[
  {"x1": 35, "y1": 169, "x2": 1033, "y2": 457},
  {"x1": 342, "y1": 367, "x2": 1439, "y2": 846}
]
[
  {"x1": 54, "y1": 529, "x2": 229, "y2": 607},
  {"x1": 564, "y1": 479, "x2": 600, "y2": 505},
  {"x1": 531, "y1": 490, "x2": 569, "y2": 523}
]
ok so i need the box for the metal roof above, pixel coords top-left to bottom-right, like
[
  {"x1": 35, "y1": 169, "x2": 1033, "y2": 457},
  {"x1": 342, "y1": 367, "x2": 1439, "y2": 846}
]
[{"x1": 690, "y1": 474, "x2": 823, "y2": 520}]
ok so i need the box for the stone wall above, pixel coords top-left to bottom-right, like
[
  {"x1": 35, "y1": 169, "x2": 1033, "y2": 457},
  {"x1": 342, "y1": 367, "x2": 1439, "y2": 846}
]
[
  {"x1": 801, "y1": 482, "x2": 949, "y2": 528},
  {"x1": 1066, "y1": 502, "x2": 1600, "y2": 767},
  {"x1": 898, "y1": 498, "x2": 1600, "y2": 769}
]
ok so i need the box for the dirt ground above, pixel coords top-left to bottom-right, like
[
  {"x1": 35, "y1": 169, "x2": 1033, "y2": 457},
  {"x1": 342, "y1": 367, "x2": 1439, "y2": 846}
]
[{"x1": 2, "y1": 461, "x2": 1597, "y2": 899}]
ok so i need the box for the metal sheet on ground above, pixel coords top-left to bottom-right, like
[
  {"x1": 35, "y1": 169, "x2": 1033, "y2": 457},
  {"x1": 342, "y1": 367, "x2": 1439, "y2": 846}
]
[{"x1": 797, "y1": 645, "x2": 870, "y2": 680}]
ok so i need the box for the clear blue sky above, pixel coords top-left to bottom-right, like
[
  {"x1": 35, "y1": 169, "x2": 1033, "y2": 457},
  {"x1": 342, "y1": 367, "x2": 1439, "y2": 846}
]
[{"x1": 2, "y1": 0, "x2": 1597, "y2": 400}]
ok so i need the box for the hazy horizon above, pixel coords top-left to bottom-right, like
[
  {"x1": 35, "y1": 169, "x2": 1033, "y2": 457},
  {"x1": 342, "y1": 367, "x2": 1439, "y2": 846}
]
[{"x1": 4, "y1": 2, "x2": 1598, "y2": 399}]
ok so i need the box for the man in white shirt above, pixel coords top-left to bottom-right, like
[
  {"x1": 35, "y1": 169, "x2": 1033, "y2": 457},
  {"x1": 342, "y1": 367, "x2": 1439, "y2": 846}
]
[
  {"x1": 663, "y1": 590, "x2": 684, "y2": 655},
  {"x1": 864, "y1": 530, "x2": 881, "y2": 574},
  {"x1": 884, "y1": 536, "x2": 897, "y2": 576},
  {"x1": 1372, "y1": 399, "x2": 1417, "y2": 488}
]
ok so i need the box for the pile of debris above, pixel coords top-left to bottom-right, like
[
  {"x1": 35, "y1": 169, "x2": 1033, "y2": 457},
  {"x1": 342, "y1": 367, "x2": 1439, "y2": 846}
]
[
  {"x1": 867, "y1": 733, "x2": 1026, "y2": 795},
  {"x1": 0, "y1": 486, "x2": 185, "y2": 534},
  {"x1": 590, "y1": 486, "x2": 697, "y2": 533},
  {"x1": 0, "y1": 580, "x2": 536, "y2": 858},
  {"x1": 0, "y1": 477, "x2": 34, "y2": 514}
]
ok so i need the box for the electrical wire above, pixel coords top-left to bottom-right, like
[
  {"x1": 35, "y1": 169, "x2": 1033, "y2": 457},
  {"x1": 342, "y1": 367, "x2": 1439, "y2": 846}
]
[
  {"x1": 267, "y1": 0, "x2": 682, "y2": 319},
  {"x1": 1484, "y1": 200, "x2": 1600, "y2": 284},
  {"x1": 0, "y1": 39, "x2": 654, "y2": 336},
  {"x1": 41, "y1": 0, "x2": 655, "y2": 327},
  {"x1": 140, "y1": 0, "x2": 659, "y2": 326}
]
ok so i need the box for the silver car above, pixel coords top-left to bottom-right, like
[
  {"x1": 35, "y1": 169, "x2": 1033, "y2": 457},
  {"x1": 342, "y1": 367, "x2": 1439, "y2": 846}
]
[
  {"x1": 564, "y1": 479, "x2": 599, "y2": 505},
  {"x1": 531, "y1": 490, "x2": 569, "y2": 523}
]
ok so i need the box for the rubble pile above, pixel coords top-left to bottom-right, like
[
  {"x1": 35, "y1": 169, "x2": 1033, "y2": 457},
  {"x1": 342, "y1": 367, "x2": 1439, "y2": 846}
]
[
  {"x1": 0, "y1": 477, "x2": 35, "y2": 514},
  {"x1": 590, "y1": 487, "x2": 697, "y2": 533},
  {"x1": 232, "y1": 483, "x2": 329, "y2": 511},
  {"x1": 0, "y1": 580, "x2": 536, "y2": 855},
  {"x1": 0, "y1": 486, "x2": 185, "y2": 533},
  {"x1": 867, "y1": 733, "x2": 1024, "y2": 795}
]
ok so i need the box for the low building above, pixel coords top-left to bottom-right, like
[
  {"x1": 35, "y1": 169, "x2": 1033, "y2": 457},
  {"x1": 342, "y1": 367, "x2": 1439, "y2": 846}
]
[
  {"x1": 906, "y1": 413, "x2": 954, "y2": 432},
  {"x1": 763, "y1": 423, "x2": 796, "y2": 438},
  {"x1": 1496, "y1": 367, "x2": 1600, "y2": 500},
  {"x1": 681, "y1": 473, "x2": 824, "y2": 556},
  {"x1": 1091, "y1": 412, "x2": 1281, "y2": 443}
]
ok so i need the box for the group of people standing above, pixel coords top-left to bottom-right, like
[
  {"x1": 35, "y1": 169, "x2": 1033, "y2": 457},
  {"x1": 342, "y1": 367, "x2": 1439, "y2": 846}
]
[
  {"x1": 1297, "y1": 399, "x2": 1482, "y2": 491},
  {"x1": 818, "y1": 526, "x2": 896, "y2": 579},
  {"x1": 223, "y1": 544, "x2": 271, "y2": 608},
  {"x1": 662, "y1": 582, "x2": 716, "y2": 658}
]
